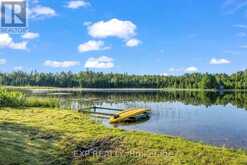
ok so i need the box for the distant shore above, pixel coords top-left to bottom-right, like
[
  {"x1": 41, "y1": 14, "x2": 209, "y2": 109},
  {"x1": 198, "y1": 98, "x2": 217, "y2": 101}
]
[{"x1": 4, "y1": 86, "x2": 247, "y2": 93}]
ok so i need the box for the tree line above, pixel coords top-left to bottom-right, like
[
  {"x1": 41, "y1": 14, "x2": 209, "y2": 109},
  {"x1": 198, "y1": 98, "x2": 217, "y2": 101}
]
[{"x1": 0, "y1": 70, "x2": 247, "y2": 89}]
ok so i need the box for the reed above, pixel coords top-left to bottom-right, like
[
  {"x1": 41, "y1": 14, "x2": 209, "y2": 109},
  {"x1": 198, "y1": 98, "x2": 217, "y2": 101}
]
[
  {"x1": 0, "y1": 88, "x2": 26, "y2": 107},
  {"x1": 0, "y1": 88, "x2": 59, "y2": 108}
]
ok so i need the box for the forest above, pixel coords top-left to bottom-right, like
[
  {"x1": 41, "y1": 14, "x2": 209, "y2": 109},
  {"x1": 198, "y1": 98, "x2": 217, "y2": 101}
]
[{"x1": 0, "y1": 70, "x2": 247, "y2": 89}]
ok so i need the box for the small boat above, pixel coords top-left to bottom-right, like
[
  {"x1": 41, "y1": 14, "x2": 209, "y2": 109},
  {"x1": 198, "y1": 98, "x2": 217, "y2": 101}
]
[{"x1": 109, "y1": 108, "x2": 151, "y2": 123}]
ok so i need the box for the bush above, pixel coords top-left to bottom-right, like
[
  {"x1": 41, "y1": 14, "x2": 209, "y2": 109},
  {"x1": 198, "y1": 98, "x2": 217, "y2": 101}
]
[{"x1": 0, "y1": 88, "x2": 26, "y2": 107}]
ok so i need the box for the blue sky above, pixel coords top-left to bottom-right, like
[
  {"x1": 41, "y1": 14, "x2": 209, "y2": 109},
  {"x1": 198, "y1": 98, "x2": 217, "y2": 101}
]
[{"x1": 0, "y1": 0, "x2": 247, "y2": 75}]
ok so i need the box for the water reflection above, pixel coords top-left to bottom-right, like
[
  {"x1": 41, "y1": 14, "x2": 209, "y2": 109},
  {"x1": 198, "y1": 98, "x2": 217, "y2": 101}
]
[
  {"x1": 22, "y1": 89, "x2": 247, "y2": 149},
  {"x1": 50, "y1": 91, "x2": 247, "y2": 111}
]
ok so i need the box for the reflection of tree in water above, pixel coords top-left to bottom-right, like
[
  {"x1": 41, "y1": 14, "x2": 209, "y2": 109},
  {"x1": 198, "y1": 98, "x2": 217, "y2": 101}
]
[{"x1": 63, "y1": 91, "x2": 247, "y2": 110}]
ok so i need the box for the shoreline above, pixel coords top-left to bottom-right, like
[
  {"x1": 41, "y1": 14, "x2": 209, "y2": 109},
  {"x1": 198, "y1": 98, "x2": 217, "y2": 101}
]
[
  {"x1": 5, "y1": 86, "x2": 247, "y2": 93},
  {"x1": 0, "y1": 107, "x2": 247, "y2": 164}
]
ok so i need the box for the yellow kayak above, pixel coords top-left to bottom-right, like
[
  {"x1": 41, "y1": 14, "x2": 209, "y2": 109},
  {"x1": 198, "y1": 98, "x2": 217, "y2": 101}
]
[{"x1": 109, "y1": 108, "x2": 151, "y2": 123}]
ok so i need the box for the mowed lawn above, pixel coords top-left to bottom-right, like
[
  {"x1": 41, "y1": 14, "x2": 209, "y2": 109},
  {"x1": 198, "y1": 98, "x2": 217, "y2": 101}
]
[{"x1": 0, "y1": 108, "x2": 247, "y2": 165}]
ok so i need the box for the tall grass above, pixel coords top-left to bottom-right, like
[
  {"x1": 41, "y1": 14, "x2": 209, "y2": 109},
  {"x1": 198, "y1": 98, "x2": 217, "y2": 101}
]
[
  {"x1": 0, "y1": 88, "x2": 59, "y2": 108},
  {"x1": 25, "y1": 97, "x2": 59, "y2": 108},
  {"x1": 0, "y1": 88, "x2": 26, "y2": 107}
]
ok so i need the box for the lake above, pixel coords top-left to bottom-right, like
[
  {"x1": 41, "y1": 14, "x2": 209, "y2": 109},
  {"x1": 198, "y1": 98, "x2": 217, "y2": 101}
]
[{"x1": 21, "y1": 89, "x2": 247, "y2": 149}]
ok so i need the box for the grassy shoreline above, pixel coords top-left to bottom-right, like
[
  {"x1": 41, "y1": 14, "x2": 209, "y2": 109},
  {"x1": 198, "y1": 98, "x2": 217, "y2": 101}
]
[{"x1": 0, "y1": 108, "x2": 247, "y2": 165}]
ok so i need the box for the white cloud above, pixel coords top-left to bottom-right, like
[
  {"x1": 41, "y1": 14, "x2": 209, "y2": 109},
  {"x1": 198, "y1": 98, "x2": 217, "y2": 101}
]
[
  {"x1": 0, "y1": 0, "x2": 24, "y2": 2},
  {"x1": 22, "y1": 32, "x2": 39, "y2": 40},
  {"x1": 210, "y1": 58, "x2": 231, "y2": 65},
  {"x1": 162, "y1": 73, "x2": 169, "y2": 76},
  {"x1": 126, "y1": 38, "x2": 141, "y2": 47},
  {"x1": 184, "y1": 66, "x2": 198, "y2": 73},
  {"x1": 0, "y1": 0, "x2": 25, "y2": 1},
  {"x1": 29, "y1": 6, "x2": 56, "y2": 19},
  {"x1": 14, "y1": 66, "x2": 23, "y2": 70},
  {"x1": 9, "y1": 41, "x2": 28, "y2": 50},
  {"x1": 0, "y1": 33, "x2": 28, "y2": 50},
  {"x1": 0, "y1": 59, "x2": 6, "y2": 65},
  {"x1": 0, "y1": 33, "x2": 12, "y2": 47},
  {"x1": 66, "y1": 0, "x2": 89, "y2": 9},
  {"x1": 78, "y1": 40, "x2": 110, "y2": 53},
  {"x1": 44, "y1": 60, "x2": 80, "y2": 68},
  {"x1": 168, "y1": 66, "x2": 198, "y2": 74},
  {"x1": 88, "y1": 18, "x2": 137, "y2": 40},
  {"x1": 169, "y1": 67, "x2": 183, "y2": 72},
  {"x1": 168, "y1": 67, "x2": 175, "y2": 72},
  {"x1": 84, "y1": 56, "x2": 114, "y2": 69}
]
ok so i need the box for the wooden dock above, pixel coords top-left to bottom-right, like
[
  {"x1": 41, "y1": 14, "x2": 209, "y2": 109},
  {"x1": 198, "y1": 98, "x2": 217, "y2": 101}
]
[
  {"x1": 78, "y1": 106, "x2": 124, "y2": 116},
  {"x1": 92, "y1": 106, "x2": 123, "y2": 111},
  {"x1": 79, "y1": 107, "x2": 151, "y2": 122},
  {"x1": 79, "y1": 110, "x2": 115, "y2": 116}
]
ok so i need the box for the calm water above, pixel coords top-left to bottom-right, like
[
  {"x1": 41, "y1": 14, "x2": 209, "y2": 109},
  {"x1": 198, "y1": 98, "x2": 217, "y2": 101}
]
[{"x1": 24, "y1": 89, "x2": 247, "y2": 149}]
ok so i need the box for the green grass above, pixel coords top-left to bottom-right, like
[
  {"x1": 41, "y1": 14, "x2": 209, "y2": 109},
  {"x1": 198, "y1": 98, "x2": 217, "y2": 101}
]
[
  {"x1": 0, "y1": 88, "x2": 26, "y2": 107},
  {"x1": 25, "y1": 97, "x2": 59, "y2": 108},
  {"x1": 0, "y1": 87, "x2": 59, "y2": 108},
  {"x1": 4, "y1": 86, "x2": 56, "y2": 89},
  {"x1": 0, "y1": 108, "x2": 247, "y2": 165}
]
